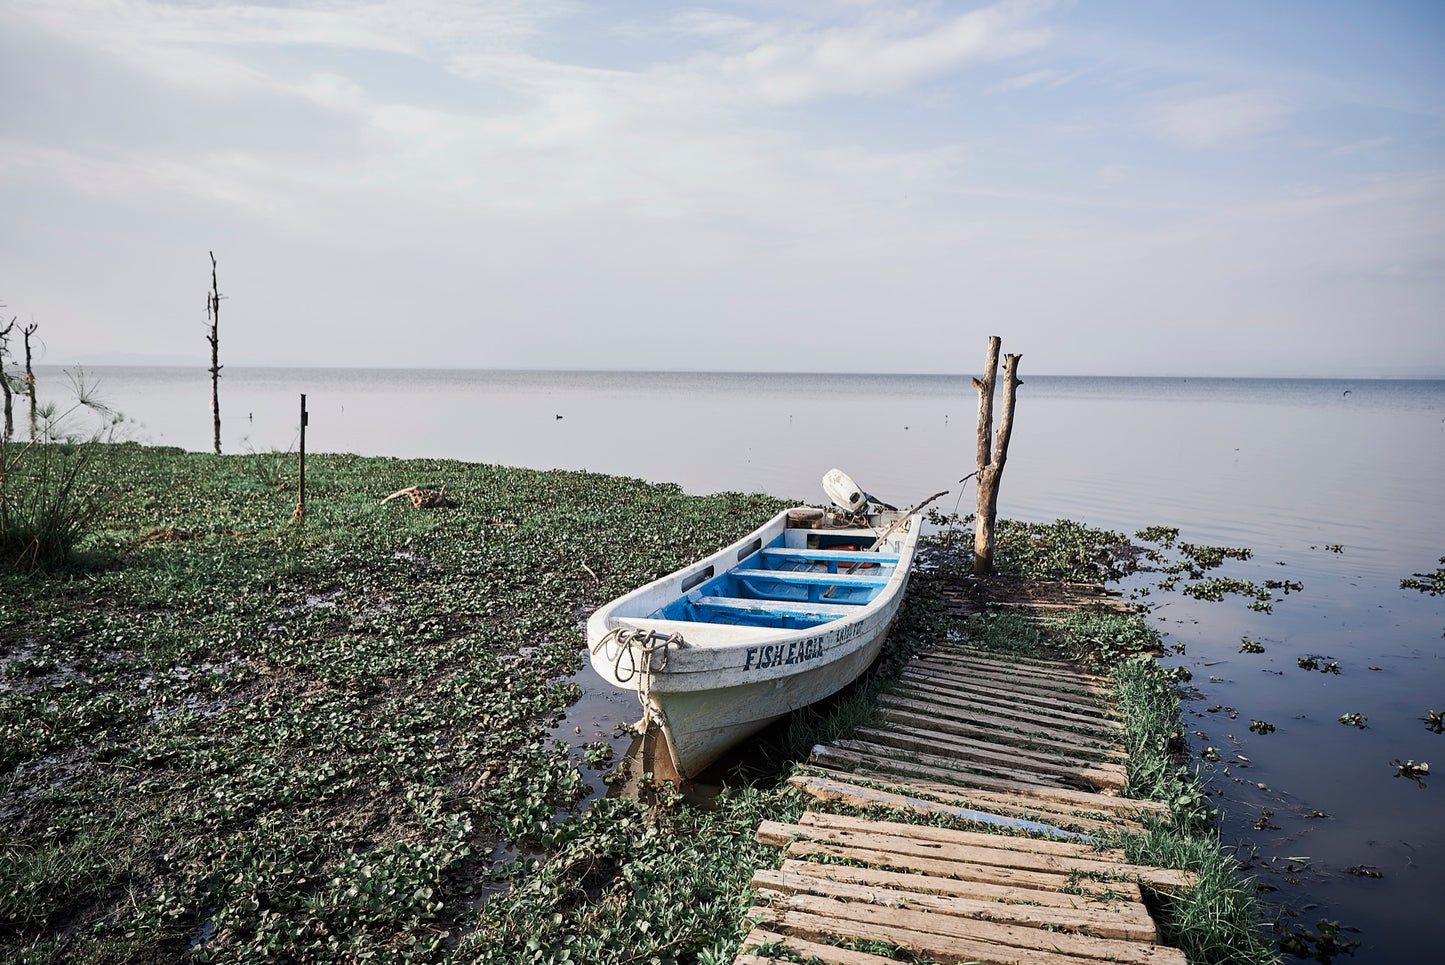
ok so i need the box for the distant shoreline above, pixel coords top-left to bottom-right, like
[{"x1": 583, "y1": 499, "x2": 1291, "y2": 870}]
[{"x1": 35, "y1": 363, "x2": 1445, "y2": 383}]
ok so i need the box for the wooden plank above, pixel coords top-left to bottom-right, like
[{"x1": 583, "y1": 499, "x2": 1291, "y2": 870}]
[
  {"x1": 751, "y1": 898, "x2": 1188, "y2": 965},
  {"x1": 773, "y1": 859, "x2": 1151, "y2": 916},
  {"x1": 905, "y1": 663, "x2": 1118, "y2": 718},
  {"x1": 878, "y1": 703, "x2": 1128, "y2": 761},
  {"x1": 753, "y1": 868, "x2": 1160, "y2": 943},
  {"x1": 829, "y1": 738, "x2": 1083, "y2": 792},
  {"x1": 897, "y1": 678, "x2": 1116, "y2": 734},
  {"x1": 860, "y1": 769, "x2": 1167, "y2": 822},
  {"x1": 787, "y1": 773, "x2": 1123, "y2": 836},
  {"x1": 760, "y1": 820, "x2": 1196, "y2": 891},
  {"x1": 892, "y1": 678, "x2": 1123, "y2": 737},
  {"x1": 809, "y1": 744, "x2": 1167, "y2": 818},
  {"x1": 878, "y1": 693, "x2": 1124, "y2": 758},
  {"x1": 812, "y1": 741, "x2": 1087, "y2": 798},
  {"x1": 915, "y1": 650, "x2": 1107, "y2": 690},
  {"x1": 797, "y1": 768, "x2": 1146, "y2": 830},
  {"x1": 887, "y1": 679, "x2": 1121, "y2": 739},
  {"x1": 751, "y1": 868, "x2": 1158, "y2": 942},
  {"x1": 799, "y1": 812, "x2": 1124, "y2": 861},
  {"x1": 911, "y1": 656, "x2": 1112, "y2": 703},
  {"x1": 737, "y1": 926, "x2": 907, "y2": 965},
  {"x1": 771, "y1": 892, "x2": 1180, "y2": 964},
  {"x1": 928, "y1": 646, "x2": 1108, "y2": 683},
  {"x1": 859, "y1": 720, "x2": 1099, "y2": 772},
  {"x1": 777, "y1": 838, "x2": 1143, "y2": 901},
  {"x1": 855, "y1": 726, "x2": 1129, "y2": 791},
  {"x1": 760, "y1": 547, "x2": 901, "y2": 564},
  {"x1": 924, "y1": 644, "x2": 1103, "y2": 681}
]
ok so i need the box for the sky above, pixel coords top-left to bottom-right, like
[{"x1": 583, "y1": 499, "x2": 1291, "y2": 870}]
[{"x1": 1, "y1": 0, "x2": 1442, "y2": 377}]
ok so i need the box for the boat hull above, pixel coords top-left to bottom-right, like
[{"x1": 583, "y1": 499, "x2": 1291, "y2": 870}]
[{"x1": 587, "y1": 507, "x2": 919, "y2": 779}]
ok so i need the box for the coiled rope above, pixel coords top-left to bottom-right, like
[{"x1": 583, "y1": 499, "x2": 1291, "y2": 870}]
[{"x1": 590, "y1": 626, "x2": 687, "y2": 685}]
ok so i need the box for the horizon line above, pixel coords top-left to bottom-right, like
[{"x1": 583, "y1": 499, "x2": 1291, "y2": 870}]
[{"x1": 34, "y1": 359, "x2": 1445, "y2": 382}]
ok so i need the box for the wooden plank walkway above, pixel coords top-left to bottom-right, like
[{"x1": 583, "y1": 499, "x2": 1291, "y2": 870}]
[{"x1": 733, "y1": 642, "x2": 1193, "y2": 965}]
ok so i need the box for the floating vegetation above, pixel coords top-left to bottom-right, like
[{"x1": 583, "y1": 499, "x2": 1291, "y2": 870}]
[
  {"x1": 1241, "y1": 638, "x2": 1266, "y2": 654},
  {"x1": 1278, "y1": 918, "x2": 1362, "y2": 964},
  {"x1": 1400, "y1": 557, "x2": 1445, "y2": 595},
  {"x1": 0, "y1": 445, "x2": 794, "y2": 962},
  {"x1": 1337, "y1": 713, "x2": 1367, "y2": 729},
  {"x1": 1342, "y1": 865, "x2": 1382, "y2": 878},
  {"x1": 1390, "y1": 759, "x2": 1430, "y2": 786},
  {"x1": 1130, "y1": 529, "x2": 1304, "y2": 612},
  {"x1": 1424, "y1": 709, "x2": 1444, "y2": 734},
  {"x1": 1249, "y1": 720, "x2": 1277, "y2": 735},
  {"x1": 1299, "y1": 656, "x2": 1341, "y2": 674},
  {"x1": 0, "y1": 448, "x2": 1291, "y2": 965}
]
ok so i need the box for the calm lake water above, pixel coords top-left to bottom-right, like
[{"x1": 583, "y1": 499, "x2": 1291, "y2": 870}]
[{"x1": 35, "y1": 365, "x2": 1445, "y2": 962}]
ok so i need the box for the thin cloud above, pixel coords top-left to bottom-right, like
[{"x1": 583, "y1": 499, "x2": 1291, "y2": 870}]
[
  {"x1": 712, "y1": 0, "x2": 1055, "y2": 102},
  {"x1": 1154, "y1": 89, "x2": 1293, "y2": 148},
  {"x1": 990, "y1": 67, "x2": 1078, "y2": 92}
]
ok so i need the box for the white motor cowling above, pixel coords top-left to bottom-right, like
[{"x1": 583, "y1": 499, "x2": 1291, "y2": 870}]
[{"x1": 822, "y1": 468, "x2": 866, "y2": 514}]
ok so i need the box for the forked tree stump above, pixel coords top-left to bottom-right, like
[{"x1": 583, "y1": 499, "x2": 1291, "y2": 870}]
[{"x1": 972, "y1": 336, "x2": 1022, "y2": 575}]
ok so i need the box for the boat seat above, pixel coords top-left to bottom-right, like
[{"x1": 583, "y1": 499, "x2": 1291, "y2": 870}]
[
  {"x1": 762, "y1": 546, "x2": 895, "y2": 560},
  {"x1": 733, "y1": 567, "x2": 890, "y2": 587},
  {"x1": 759, "y1": 548, "x2": 899, "y2": 566},
  {"x1": 694, "y1": 596, "x2": 854, "y2": 619}
]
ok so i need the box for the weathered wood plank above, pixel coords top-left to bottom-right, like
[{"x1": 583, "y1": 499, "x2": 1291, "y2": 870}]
[
  {"x1": 877, "y1": 705, "x2": 1128, "y2": 761},
  {"x1": 886, "y1": 682, "x2": 1122, "y2": 742},
  {"x1": 799, "y1": 812, "x2": 1123, "y2": 861},
  {"x1": 787, "y1": 773, "x2": 1123, "y2": 835},
  {"x1": 857, "y1": 721, "x2": 1095, "y2": 772},
  {"x1": 920, "y1": 650, "x2": 1110, "y2": 687},
  {"x1": 927, "y1": 646, "x2": 1109, "y2": 682},
  {"x1": 808, "y1": 745, "x2": 1166, "y2": 817},
  {"x1": 751, "y1": 897, "x2": 1188, "y2": 965},
  {"x1": 812, "y1": 742, "x2": 1088, "y2": 799},
  {"x1": 857, "y1": 768, "x2": 1166, "y2": 821},
  {"x1": 772, "y1": 859, "x2": 1151, "y2": 916},
  {"x1": 778, "y1": 838, "x2": 1143, "y2": 900},
  {"x1": 751, "y1": 867, "x2": 1159, "y2": 942},
  {"x1": 760, "y1": 819, "x2": 1196, "y2": 892},
  {"x1": 828, "y1": 737, "x2": 1086, "y2": 792},
  {"x1": 892, "y1": 678, "x2": 1124, "y2": 737},
  {"x1": 877, "y1": 693, "x2": 1124, "y2": 758},
  {"x1": 855, "y1": 726, "x2": 1129, "y2": 791},
  {"x1": 736, "y1": 926, "x2": 908, "y2": 964},
  {"x1": 911, "y1": 654, "x2": 1112, "y2": 699},
  {"x1": 905, "y1": 662, "x2": 1118, "y2": 717}
]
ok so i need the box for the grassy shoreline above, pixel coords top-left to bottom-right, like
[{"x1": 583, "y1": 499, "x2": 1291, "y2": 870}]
[{"x1": 1, "y1": 444, "x2": 1275, "y2": 963}]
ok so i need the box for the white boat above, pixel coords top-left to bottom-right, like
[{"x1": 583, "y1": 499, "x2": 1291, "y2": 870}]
[{"x1": 586, "y1": 490, "x2": 923, "y2": 780}]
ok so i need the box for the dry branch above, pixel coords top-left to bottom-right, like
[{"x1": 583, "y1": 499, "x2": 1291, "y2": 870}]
[{"x1": 380, "y1": 485, "x2": 458, "y2": 509}]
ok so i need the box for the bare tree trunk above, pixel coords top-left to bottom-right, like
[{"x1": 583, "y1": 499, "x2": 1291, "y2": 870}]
[
  {"x1": 207, "y1": 252, "x2": 223, "y2": 454},
  {"x1": 972, "y1": 336, "x2": 1022, "y2": 574},
  {"x1": 0, "y1": 319, "x2": 14, "y2": 444},
  {"x1": 22, "y1": 322, "x2": 37, "y2": 442}
]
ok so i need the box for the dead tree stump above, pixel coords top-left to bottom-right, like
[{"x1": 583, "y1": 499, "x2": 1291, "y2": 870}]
[{"x1": 972, "y1": 335, "x2": 1022, "y2": 575}]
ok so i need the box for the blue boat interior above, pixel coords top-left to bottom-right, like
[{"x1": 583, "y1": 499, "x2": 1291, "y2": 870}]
[{"x1": 650, "y1": 534, "x2": 900, "y2": 630}]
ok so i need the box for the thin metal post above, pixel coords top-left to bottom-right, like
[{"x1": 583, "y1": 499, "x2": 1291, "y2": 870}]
[{"x1": 294, "y1": 394, "x2": 308, "y2": 524}]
